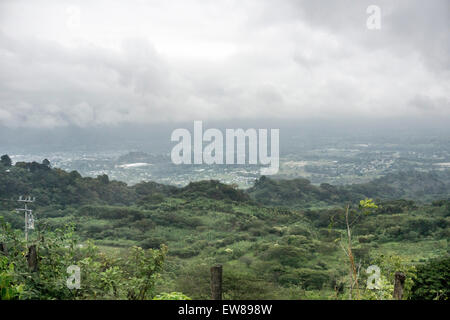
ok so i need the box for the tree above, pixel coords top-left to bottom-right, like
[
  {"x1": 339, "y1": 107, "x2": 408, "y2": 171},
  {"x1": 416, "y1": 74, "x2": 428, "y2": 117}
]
[
  {"x1": 410, "y1": 256, "x2": 450, "y2": 300},
  {"x1": 1, "y1": 154, "x2": 12, "y2": 167},
  {"x1": 97, "y1": 174, "x2": 109, "y2": 184},
  {"x1": 42, "y1": 159, "x2": 51, "y2": 167}
]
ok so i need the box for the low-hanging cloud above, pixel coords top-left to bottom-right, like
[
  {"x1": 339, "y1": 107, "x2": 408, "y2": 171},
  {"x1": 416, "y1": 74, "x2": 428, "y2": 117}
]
[{"x1": 0, "y1": 0, "x2": 448, "y2": 128}]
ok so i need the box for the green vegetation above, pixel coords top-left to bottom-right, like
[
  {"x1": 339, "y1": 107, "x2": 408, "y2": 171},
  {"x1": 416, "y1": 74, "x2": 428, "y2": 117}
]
[
  {"x1": 410, "y1": 256, "x2": 449, "y2": 300},
  {"x1": 248, "y1": 172, "x2": 450, "y2": 208},
  {"x1": 0, "y1": 157, "x2": 449, "y2": 300},
  {"x1": 0, "y1": 219, "x2": 167, "y2": 300}
]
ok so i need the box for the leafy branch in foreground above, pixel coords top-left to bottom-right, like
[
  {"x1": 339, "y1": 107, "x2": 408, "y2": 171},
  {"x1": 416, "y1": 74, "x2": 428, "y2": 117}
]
[{"x1": 0, "y1": 217, "x2": 173, "y2": 300}]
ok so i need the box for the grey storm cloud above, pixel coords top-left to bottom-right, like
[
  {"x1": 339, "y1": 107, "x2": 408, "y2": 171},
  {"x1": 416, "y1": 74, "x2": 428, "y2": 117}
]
[{"x1": 0, "y1": 0, "x2": 448, "y2": 128}]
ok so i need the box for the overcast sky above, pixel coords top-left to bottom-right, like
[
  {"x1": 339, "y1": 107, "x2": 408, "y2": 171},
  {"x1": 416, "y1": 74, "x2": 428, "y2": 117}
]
[{"x1": 0, "y1": 0, "x2": 449, "y2": 128}]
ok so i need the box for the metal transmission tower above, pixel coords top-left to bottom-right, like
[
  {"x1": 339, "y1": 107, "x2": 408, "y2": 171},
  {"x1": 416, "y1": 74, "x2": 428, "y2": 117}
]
[{"x1": 15, "y1": 196, "x2": 36, "y2": 242}]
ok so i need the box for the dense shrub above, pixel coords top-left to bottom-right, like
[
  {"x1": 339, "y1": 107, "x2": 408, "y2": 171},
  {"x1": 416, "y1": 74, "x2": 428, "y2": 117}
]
[{"x1": 410, "y1": 256, "x2": 450, "y2": 300}]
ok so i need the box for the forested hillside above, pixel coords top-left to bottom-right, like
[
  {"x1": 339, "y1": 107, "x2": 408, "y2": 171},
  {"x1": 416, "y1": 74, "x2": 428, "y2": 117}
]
[
  {"x1": 248, "y1": 171, "x2": 450, "y2": 208},
  {"x1": 0, "y1": 158, "x2": 449, "y2": 300},
  {"x1": 2, "y1": 158, "x2": 450, "y2": 209}
]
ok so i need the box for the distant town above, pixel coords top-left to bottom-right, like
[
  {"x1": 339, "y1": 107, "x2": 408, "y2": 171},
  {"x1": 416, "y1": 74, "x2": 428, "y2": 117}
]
[{"x1": 7, "y1": 135, "x2": 450, "y2": 188}]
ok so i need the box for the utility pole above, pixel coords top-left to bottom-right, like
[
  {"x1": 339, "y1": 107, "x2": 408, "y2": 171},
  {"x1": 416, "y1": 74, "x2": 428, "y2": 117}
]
[{"x1": 15, "y1": 196, "x2": 35, "y2": 243}]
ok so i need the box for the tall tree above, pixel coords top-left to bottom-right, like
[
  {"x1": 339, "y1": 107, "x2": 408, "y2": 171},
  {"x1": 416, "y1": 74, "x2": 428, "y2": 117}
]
[
  {"x1": 0, "y1": 154, "x2": 12, "y2": 167},
  {"x1": 42, "y1": 159, "x2": 51, "y2": 167}
]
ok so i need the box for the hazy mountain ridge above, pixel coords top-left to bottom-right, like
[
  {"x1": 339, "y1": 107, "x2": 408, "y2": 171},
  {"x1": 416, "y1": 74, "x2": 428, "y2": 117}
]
[
  {"x1": 248, "y1": 170, "x2": 450, "y2": 207},
  {"x1": 1, "y1": 158, "x2": 450, "y2": 209}
]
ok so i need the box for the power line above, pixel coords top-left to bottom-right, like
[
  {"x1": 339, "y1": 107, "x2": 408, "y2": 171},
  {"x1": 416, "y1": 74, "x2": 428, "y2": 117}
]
[{"x1": 15, "y1": 196, "x2": 36, "y2": 243}]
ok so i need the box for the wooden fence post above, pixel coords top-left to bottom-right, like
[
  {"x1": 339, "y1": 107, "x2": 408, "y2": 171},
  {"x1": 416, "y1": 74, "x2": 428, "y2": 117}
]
[
  {"x1": 393, "y1": 271, "x2": 405, "y2": 300},
  {"x1": 26, "y1": 245, "x2": 38, "y2": 272},
  {"x1": 211, "y1": 265, "x2": 223, "y2": 300},
  {"x1": 0, "y1": 242, "x2": 7, "y2": 256}
]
